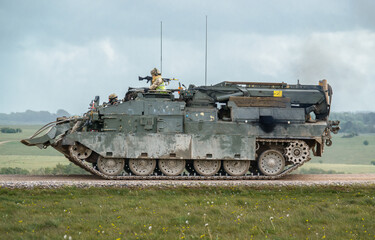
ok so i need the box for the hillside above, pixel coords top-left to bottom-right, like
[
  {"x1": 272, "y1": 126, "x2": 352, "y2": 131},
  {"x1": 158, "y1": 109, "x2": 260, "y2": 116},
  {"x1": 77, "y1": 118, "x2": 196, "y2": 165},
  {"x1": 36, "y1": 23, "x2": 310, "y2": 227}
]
[
  {"x1": 0, "y1": 109, "x2": 70, "y2": 125},
  {"x1": 330, "y1": 112, "x2": 375, "y2": 133}
]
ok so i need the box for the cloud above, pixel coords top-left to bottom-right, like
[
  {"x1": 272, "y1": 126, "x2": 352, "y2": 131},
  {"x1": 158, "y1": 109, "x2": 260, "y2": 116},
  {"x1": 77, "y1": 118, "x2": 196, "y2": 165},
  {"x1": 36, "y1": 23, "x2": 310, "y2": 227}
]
[
  {"x1": 211, "y1": 30, "x2": 375, "y2": 111},
  {"x1": 1, "y1": 28, "x2": 375, "y2": 114}
]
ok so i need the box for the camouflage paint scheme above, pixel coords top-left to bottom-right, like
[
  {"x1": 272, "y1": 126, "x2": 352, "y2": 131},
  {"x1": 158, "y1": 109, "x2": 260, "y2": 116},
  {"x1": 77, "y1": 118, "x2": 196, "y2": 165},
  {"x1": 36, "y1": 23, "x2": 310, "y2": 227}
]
[{"x1": 23, "y1": 81, "x2": 338, "y2": 164}]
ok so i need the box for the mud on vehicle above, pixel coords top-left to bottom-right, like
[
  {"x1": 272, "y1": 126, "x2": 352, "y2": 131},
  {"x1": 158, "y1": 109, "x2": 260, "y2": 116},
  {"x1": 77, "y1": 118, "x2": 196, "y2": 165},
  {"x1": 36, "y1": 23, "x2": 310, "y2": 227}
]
[{"x1": 21, "y1": 80, "x2": 340, "y2": 180}]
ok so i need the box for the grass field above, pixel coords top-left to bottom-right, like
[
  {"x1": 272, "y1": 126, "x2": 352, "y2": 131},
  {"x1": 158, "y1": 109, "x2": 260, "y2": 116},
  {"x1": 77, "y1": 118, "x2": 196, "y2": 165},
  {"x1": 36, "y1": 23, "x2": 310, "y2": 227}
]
[
  {"x1": 298, "y1": 163, "x2": 375, "y2": 174},
  {"x1": 312, "y1": 134, "x2": 375, "y2": 165},
  {"x1": 0, "y1": 125, "x2": 375, "y2": 174},
  {"x1": 0, "y1": 125, "x2": 68, "y2": 170},
  {"x1": 0, "y1": 155, "x2": 68, "y2": 170},
  {"x1": 0, "y1": 186, "x2": 374, "y2": 239}
]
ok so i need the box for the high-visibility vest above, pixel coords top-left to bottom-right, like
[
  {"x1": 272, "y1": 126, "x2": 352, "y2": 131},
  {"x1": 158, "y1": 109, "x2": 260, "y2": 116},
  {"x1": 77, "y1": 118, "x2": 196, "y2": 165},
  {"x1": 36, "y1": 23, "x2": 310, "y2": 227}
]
[{"x1": 156, "y1": 82, "x2": 166, "y2": 91}]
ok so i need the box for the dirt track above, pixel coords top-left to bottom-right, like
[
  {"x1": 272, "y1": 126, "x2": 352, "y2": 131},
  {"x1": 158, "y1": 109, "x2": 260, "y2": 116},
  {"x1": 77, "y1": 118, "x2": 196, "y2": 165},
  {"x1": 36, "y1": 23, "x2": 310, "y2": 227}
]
[
  {"x1": 0, "y1": 140, "x2": 13, "y2": 146},
  {"x1": 0, "y1": 174, "x2": 374, "y2": 188}
]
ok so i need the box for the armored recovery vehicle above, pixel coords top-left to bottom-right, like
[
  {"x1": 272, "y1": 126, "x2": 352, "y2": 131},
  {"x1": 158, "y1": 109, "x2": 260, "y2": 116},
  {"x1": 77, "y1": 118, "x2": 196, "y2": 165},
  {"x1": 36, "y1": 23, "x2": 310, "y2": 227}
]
[{"x1": 21, "y1": 80, "x2": 339, "y2": 180}]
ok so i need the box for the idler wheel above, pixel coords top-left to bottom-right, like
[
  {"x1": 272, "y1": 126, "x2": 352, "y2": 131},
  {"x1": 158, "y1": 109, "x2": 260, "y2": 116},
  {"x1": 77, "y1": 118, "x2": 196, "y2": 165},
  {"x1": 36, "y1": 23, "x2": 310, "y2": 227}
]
[
  {"x1": 193, "y1": 160, "x2": 221, "y2": 176},
  {"x1": 285, "y1": 140, "x2": 310, "y2": 164},
  {"x1": 97, "y1": 157, "x2": 125, "y2": 176},
  {"x1": 258, "y1": 149, "x2": 285, "y2": 176},
  {"x1": 129, "y1": 159, "x2": 156, "y2": 176},
  {"x1": 69, "y1": 144, "x2": 92, "y2": 160},
  {"x1": 158, "y1": 159, "x2": 186, "y2": 176},
  {"x1": 223, "y1": 160, "x2": 250, "y2": 176}
]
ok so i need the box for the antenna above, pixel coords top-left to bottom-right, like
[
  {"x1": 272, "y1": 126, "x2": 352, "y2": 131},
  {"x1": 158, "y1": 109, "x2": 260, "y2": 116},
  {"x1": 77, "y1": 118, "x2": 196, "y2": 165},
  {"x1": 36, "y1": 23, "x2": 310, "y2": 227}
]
[
  {"x1": 160, "y1": 21, "x2": 163, "y2": 74},
  {"x1": 205, "y1": 16, "x2": 208, "y2": 86}
]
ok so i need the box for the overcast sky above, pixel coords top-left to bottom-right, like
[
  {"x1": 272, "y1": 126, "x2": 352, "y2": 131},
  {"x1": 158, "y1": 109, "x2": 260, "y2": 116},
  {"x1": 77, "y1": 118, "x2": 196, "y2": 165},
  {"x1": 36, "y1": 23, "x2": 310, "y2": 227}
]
[{"x1": 1, "y1": 0, "x2": 375, "y2": 114}]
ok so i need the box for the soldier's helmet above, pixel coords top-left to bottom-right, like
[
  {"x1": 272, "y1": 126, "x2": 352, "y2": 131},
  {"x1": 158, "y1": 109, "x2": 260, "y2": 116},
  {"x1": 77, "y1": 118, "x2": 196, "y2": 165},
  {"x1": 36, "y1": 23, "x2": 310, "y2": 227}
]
[
  {"x1": 150, "y1": 68, "x2": 161, "y2": 76},
  {"x1": 109, "y1": 93, "x2": 118, "y2": 100}
]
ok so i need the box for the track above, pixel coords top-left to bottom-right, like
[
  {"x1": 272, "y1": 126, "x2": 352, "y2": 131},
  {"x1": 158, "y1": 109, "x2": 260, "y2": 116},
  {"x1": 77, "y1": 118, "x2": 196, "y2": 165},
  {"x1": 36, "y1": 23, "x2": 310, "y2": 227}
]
[
  {"x1": 1, "y1": 174, "x2": 374, "y2": 188},
  {"x1": 64, "y1": 139, "x2": 307, "y2": 180}
]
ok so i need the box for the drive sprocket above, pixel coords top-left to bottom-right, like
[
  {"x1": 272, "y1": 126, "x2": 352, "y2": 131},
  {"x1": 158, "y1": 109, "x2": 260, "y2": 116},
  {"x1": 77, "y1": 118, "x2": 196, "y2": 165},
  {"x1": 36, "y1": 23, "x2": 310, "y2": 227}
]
[{"x1": 285, "y1": 140, "x2": 310, "y2": 164}]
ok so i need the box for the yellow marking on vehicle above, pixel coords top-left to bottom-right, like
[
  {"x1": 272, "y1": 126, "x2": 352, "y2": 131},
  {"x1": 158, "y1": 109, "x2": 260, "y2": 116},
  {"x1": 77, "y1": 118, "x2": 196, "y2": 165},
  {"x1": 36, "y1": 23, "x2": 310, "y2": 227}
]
[{"x1": 273, "y1": 90, "x2": 282, "y2": 97}]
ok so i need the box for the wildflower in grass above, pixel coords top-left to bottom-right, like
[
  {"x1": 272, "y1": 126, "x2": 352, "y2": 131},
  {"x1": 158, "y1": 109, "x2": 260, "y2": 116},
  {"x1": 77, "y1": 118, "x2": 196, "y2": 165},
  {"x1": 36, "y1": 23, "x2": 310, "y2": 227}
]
[
  {"x1": 187, "y1": 212, "x2": 190, "y2": 216},
  {"x1": 18, "y1": 220, "x2": 23, "y2": 223},
  {"x1": 269, "y1": 217, "x2": 274, "y2": 221},
  {"x1": 148, "y1": 226, "x2": 152, "y2": 230},
  {"x1": 205, "y1": 223, "x2": 209, "y2": 227},
  {"x1": 186, "y1": 220, "x2": 189, "y2": 224}
]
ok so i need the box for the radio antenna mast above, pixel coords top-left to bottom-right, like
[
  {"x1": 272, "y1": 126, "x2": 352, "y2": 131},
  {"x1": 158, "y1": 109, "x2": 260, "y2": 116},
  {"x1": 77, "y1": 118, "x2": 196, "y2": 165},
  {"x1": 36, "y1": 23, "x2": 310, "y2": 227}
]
[
  {"x1": 160, "y1": 21, "x2": 163, "y2": 74},
  {"x1": 205, "y1": 16, "x2": 208, "y2": 86}
]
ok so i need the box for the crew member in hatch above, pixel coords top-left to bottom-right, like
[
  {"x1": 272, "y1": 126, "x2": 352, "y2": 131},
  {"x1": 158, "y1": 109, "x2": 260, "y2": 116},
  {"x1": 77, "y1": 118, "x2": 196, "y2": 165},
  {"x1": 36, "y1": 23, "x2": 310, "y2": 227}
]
[
  {"x1": 149, "y1": 68, "x2": 166, "y2": 91},
  {"x1": 108, "y1": 93, "x2": 118, "y2": 105}
]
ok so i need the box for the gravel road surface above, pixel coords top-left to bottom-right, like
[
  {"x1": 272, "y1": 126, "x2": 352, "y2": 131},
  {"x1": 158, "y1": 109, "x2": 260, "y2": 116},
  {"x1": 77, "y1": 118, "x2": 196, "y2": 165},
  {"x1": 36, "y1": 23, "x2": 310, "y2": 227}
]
[{"x1": 0, "y1": 174, "x2": 374, "y2": 188}]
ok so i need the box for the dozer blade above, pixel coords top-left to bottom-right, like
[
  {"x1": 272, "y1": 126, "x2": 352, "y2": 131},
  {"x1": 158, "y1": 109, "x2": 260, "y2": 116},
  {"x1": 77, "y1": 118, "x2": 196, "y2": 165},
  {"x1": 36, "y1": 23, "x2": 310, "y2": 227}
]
[{"x1": 20, "y1": 127, "x2": 57, "y2": 148}]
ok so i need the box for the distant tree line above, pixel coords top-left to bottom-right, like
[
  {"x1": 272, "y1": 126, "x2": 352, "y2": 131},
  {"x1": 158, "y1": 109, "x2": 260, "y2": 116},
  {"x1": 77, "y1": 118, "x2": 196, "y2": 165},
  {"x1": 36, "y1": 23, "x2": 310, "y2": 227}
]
[
  {"x1": 0, "y1": 127, "x2": 22, "y2": 133},
  {"x1": 330, "y1": 112, "x2": 375, "y2": 133},
  {"x1": 0, "y1": 109, "x2": 70, "y2": 125},
  {"x1": 0, "y1": 163, "x2": 88, "y2": 175}
]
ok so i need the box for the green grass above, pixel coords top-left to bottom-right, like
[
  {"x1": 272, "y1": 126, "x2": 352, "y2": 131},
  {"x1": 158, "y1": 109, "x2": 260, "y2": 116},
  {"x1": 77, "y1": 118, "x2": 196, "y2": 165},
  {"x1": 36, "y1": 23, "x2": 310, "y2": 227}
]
[
  {"x1": 0, "y1": 141, "x2": 63, "y2": 156},
  {"x1": 0, "y1": 155, "x2": 68, "y2": 170},
  {"x1": 299, "y1": 163, "x2": 375, "y2": 174},
  {"x1": 0, "y1": 125, "x2": 60, "y2": 156},
  {"x1": 0, "y1": 125, "x2": 69, "y2": 171},
  {"x1": 0, "y1": 125, "x2": 42, "y2": 142},
  {"x1": 0, "y1": 186, "x2": 374, "y2": 239},
  {"x1": 312, "y1": 133, "x2": 375, "y2": 165}
]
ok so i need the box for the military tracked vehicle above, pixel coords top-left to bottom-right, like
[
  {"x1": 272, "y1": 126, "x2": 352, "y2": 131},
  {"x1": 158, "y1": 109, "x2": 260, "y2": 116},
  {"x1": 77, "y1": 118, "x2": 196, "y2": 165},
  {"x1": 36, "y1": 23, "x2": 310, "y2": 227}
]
[{"x1": 21, "y1": 80, "x2": 339, "y2": 180}]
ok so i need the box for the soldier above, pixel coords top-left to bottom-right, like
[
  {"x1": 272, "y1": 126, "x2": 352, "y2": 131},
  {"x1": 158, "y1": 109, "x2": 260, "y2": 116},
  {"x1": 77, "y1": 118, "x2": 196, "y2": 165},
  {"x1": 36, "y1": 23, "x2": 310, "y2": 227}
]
[
  {"x1": 149, "y1": 68, "x2": 166, "y2": 91},
  {"x1": 108, "y1": 93, "x2": 118, "y2": 105}
]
